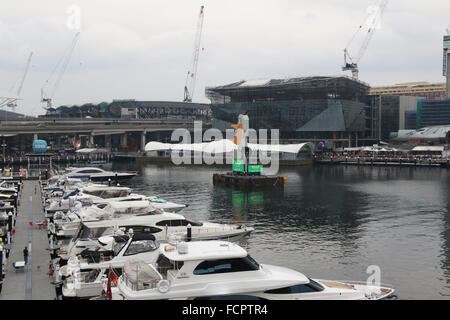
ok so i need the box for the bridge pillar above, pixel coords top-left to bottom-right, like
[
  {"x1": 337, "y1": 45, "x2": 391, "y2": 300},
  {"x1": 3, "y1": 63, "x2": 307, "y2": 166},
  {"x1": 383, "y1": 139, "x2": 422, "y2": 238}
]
[
  {"x1": 141, "y1": 131, "x2": 147, "y2": 152},
  {"x1": 105, "y1": 134, "x2": 112, "y2": 151},
  {"x1": 120, "y1": 133, "x2": 128, "y2": 150},
  {"x1": 89, "y1": 133, "x2": 94, "y2": 148}
]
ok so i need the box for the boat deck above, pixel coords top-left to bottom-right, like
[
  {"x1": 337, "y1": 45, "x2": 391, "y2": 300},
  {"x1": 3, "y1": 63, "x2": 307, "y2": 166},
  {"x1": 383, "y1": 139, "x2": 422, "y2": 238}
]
[{"x1": 0, "y1": 180, "x2": 56, "y2": 300}]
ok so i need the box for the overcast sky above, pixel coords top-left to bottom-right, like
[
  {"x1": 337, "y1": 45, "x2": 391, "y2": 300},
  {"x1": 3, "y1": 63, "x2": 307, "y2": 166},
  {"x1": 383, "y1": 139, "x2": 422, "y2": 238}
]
[{"x1": 1, "y1": 0, "x2": 449, "y2": 116}]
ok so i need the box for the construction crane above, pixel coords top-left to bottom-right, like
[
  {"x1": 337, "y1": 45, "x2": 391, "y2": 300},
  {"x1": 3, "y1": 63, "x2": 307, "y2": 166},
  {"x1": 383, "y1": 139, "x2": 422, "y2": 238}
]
[
  {"x1": 183, "y1": 5, "x2": 205, "y2": 103},
  {"x1": 41, "y1": 32, "x2": 80, "y2": 110},
  {"x1": 0, "y1": 52, "x2": 33, "y2": 111},
  {"x1": 342, "y1": 0, "x2": 389, "y2": 79}
]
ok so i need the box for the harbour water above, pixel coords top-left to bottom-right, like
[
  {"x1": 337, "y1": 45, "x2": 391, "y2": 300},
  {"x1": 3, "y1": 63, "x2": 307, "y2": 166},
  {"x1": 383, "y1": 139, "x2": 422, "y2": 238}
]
[{"x1": 110, "y1": 162, "x2": 450, "y2": 300}]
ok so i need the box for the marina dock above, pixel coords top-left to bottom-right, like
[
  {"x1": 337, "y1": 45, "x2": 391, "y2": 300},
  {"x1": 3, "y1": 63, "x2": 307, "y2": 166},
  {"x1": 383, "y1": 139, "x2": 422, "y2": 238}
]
[
  {"x1": 0, "y1": 180, "x2": 55, "y2": 300},
  {"x1": 315, "y1": 156, "x2": 450, "y2": 168}
]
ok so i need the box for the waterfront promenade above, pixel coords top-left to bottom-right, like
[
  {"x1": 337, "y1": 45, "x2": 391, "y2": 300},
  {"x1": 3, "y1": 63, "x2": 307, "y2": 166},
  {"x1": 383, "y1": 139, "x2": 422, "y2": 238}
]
[{"x1": 0, "y1": 180, "x2": 55, "y2": 300}]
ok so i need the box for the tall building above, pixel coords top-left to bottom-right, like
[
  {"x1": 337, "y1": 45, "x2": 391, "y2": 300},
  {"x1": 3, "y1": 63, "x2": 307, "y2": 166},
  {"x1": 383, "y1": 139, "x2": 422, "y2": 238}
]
[
  {"x1": 369, "y1": 82, "x2": 447, "y2": 99},
  {"x1": 368, "y1": 95, "x2": 420, "y2": 141},
  {"x1": 404, "y1": 111, "x2": 417, "y2": 130},
  {"x1": 206, "y1": 76, "x2": 377, "y2": 148},
  {"x1": 416, "y1": 98, "x2": 450, "y2": 128},
  {"x1": 444, "y1": 35, "x2": 450, "y2": 98}
]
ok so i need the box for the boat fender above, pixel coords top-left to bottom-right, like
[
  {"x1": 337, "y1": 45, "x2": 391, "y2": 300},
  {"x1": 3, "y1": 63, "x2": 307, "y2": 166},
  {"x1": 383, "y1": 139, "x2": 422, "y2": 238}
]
[{"x1": 157, "y1": 280, "x2": 170, "y2": 293}]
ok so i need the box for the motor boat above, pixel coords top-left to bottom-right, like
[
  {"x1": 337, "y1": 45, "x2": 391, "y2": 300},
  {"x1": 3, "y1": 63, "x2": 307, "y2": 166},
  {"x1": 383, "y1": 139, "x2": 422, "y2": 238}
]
[
  {"x1": 52, "y1": 200, "x2": 187, "y2": 238},
  {"x1": 60, "y1": 230, "x2": 160, "y2": 299},
  {"x1": 111, "y1": 240, "x2": 395, "y2": 300},
  {"x1": 64, "y1": 167, "x2": 137, "y2": 182},
  {"x1": 46, "y1": 185, "x2": 186, "y2": 218},
  {"x1": 56, "y1": 203, "x2": 254, "y2": 259},
  {"x1": 0, "y1": 211, "x2": 10, "y2": 238},
  {"x1": 46, "y1": 185, "x2": 131, "y2": 216}
]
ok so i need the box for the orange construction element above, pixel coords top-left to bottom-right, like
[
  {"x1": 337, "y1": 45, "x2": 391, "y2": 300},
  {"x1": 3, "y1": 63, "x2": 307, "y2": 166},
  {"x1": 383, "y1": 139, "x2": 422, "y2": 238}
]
[{"x1": 231, "y1": 124, "x2": 242, "y2": 145}]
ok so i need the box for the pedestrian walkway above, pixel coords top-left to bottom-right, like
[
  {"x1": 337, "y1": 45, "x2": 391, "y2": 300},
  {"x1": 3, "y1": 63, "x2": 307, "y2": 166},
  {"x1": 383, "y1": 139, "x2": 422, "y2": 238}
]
[{"x1": 0, "y1": 180, "x2": 55, "y2": 300}]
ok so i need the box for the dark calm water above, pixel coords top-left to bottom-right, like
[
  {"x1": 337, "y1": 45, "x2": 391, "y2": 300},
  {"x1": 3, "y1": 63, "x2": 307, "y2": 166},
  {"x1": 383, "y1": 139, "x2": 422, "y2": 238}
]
[{"x1": 109, "y1": 161, "x2": 450, "y2": 300}]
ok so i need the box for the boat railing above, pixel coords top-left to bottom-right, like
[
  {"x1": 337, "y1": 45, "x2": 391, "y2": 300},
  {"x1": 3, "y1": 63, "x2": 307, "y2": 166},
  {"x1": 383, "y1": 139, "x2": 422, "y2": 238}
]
[
  {"x1": 333, "y1": 280, "x2": 395, "y2": 290},
  {"x1": 121, "y1": 273, "x2": 162, "y2": 291},
  {"x1": 64, "y1": 271, "x2": 100, "y2": 285}
]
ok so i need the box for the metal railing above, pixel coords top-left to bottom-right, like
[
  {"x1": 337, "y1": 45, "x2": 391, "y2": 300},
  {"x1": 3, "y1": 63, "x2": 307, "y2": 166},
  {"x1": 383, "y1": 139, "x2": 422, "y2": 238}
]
[{"x1": 121, "y1": 273, "x2": 162, "y2": 291}]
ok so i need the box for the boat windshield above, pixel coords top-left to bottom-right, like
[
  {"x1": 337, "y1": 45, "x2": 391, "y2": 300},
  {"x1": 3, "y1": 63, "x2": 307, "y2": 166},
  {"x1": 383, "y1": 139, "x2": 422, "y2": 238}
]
[
  {"x1": 308, "y1": 278, "x2": 325, "y2": 291},
  {"x1": 245, "y1": 255, "x2": 260, "y2": 270},
  {"x1": 80, "y1": 226, "x2": 114, "y2": 239},
  {"x1": 113, "y1": 240, "x2": 127, "y2": 256},
  {"x1": 193, "y1": 255, "x2": 260, "y2": 275}
]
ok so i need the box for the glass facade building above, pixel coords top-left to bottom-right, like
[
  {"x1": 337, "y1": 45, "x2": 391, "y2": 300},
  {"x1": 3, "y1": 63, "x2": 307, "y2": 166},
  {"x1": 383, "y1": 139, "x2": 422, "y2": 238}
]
[
  {"x1": 405, "y1": 111, "x2": 417, "y2": 130},
  {"x1": 416, "y1": 98, "x2": 450, "y2": 128}
]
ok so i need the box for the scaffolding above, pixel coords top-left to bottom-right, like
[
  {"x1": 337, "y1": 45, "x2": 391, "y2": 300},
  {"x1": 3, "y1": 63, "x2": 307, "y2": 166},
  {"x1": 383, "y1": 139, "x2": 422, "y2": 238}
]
[{"x1": 206, "y1": 76, "x2": 370, "y2": 104}]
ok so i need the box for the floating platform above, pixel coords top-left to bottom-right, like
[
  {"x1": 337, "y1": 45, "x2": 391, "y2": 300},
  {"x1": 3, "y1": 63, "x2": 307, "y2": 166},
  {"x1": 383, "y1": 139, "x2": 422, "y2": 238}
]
[{"x1": 213, "y1": 173, "x2": 285, "y2": 188}]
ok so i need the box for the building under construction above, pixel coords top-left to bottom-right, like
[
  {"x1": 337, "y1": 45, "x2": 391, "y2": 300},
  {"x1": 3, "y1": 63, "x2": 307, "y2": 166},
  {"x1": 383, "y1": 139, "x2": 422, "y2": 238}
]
[{"x1": 206, "y1": 76, "x2": 377, "y2": 148}]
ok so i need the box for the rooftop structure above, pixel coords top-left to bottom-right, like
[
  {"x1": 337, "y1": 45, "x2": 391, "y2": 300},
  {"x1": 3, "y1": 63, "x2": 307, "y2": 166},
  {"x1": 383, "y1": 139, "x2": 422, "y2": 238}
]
[
  {"x1": 369, "y1": 82, "x2": 446, "y2": 99},
  {"x1": 162, "y1": 241, "x2": 247, "y2": 262},
  {"x1": 391, "y1": 125, "x2": 450, "y2": 143},
  {"x1": 206, "y1": 76, "x2": 370, "y2": 104}
]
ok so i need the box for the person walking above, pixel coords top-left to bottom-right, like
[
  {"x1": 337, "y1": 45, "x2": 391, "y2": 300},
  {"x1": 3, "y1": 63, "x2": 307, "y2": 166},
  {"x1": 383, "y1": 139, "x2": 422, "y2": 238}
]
[{"x1": 23, "y1": 246, "x2": 29, "y2": 264}]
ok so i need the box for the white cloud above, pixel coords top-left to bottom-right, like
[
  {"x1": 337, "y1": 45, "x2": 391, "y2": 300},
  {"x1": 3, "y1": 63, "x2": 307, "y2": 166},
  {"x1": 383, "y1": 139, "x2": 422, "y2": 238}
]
[{"x1": 1, "y1": 0, "x2": 449, "y2": 116}]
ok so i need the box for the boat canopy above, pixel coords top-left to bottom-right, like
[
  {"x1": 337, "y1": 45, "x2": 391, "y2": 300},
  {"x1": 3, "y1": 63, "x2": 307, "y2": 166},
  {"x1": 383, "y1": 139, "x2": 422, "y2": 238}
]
[
  {"x1": 162, "y1": 241, "x2": 248, "y2": 262},
  {"x1": 123, "y1": 258, "x2": 162, "y2": 285},
  {"x1": 96, "y1": 201, "x2": 162, "y2": 219},
  {"x1": 82, "y1": 186, "x2": 131, "y2": 198}
]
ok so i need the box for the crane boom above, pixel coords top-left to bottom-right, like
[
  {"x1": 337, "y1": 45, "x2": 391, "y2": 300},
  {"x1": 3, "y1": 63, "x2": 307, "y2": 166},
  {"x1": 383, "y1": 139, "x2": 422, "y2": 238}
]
[
  {"x1": 184, "y1": 5, "x2": 205, "y2": 103},
  {"x1": 42, "y1": 32, "x2": 80, "y2": 110},
  {"x1": 342, "y1": 0, "x2": 389, "y2": 79},
  {"x1": 0, "y1": 51, "x2": 33, "y2": 111},
  {"x1": 16, "y1": 52, "x2": 33, "y2": 97}
]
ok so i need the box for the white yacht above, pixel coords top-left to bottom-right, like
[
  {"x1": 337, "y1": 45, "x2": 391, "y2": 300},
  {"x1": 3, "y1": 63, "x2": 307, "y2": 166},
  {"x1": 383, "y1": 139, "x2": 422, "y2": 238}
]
[
  {"x1": 0, "y1": 211, "x2": 10, "y2": 238},
  {"x1": 56, "y1": 203, "x2": 254, "y2": 259},
  {"x1": 60, "y1": 231, "x2": 160, "y2": 299},
  {"x1": 46, "y1": 185, "x2": 186, "y2": 217},
  {"x1": 111, "y1": 241, "x2": 395, "y2": 300},
  {"x1": 45, "y1": 185, "x2": 131, "y2": 215},
  {"x1": 65, "y1": 167, "x2": 137, "y2": 182},
  {"x1": 53, "y1": 201, "x2": 189, "y2": 238}
]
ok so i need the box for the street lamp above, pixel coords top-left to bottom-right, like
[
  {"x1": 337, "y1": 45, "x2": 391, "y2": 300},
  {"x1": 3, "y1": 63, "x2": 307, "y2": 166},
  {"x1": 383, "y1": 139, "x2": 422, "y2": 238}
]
[{"x1": 1, "y1": 139, "x2": 6, "y2": 160}]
